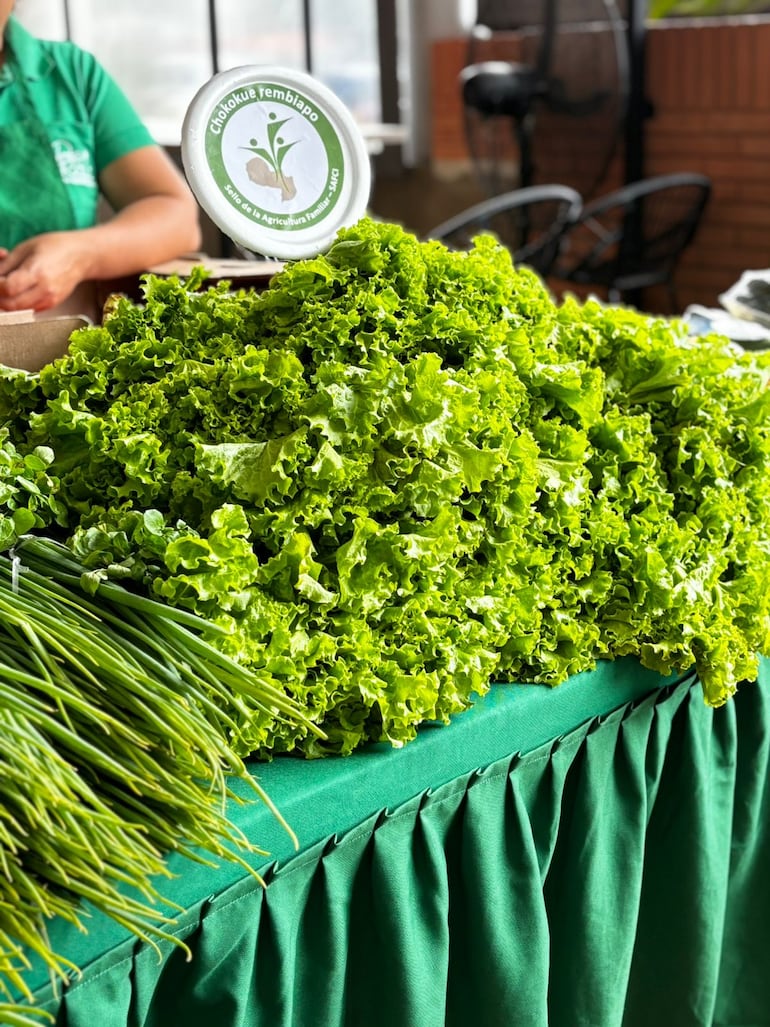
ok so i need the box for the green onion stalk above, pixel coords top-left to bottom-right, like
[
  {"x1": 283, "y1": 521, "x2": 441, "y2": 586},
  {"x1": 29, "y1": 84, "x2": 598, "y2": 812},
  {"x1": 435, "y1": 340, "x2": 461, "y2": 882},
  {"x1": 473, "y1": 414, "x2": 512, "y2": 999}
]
[{"x1": 0, "y1": 535, "x2": 319, "y2": 1024}]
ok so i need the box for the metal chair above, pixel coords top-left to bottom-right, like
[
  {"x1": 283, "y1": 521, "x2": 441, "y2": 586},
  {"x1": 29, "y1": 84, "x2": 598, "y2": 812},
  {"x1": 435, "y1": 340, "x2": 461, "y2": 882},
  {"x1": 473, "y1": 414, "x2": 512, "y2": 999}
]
[
  {"x1": 552, "y1": 172, "x2": 712, "y2": 311},
  {"x1": 425, "y1": 183, "x2": 583, "y2": 277}
]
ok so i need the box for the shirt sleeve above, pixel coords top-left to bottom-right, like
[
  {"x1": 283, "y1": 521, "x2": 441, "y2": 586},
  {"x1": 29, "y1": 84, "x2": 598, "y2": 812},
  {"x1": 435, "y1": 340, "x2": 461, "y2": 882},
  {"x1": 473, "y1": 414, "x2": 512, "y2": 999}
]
[{"x1": 67, "y1": 44, "x2": 156, "y2": 173}]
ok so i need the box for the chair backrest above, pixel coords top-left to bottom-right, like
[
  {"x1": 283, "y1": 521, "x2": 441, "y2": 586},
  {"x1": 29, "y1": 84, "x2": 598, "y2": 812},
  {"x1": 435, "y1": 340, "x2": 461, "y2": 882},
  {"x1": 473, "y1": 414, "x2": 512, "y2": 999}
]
[
  {"x1": 425, "y1": 183, "x2": 583, "y2": 276},
  {"x1": 558, "y1": 172, "x2": 712, "y2": 291}
]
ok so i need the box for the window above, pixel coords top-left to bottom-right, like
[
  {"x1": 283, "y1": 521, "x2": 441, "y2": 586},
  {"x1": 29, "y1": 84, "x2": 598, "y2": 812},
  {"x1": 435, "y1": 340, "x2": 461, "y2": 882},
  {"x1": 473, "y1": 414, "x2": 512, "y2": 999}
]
[
  {"x1": 15, "y1": 1, "x2": 400, "y2": 148},
  {"x1": 14, "y1": 0, "x2": 67, "y2": 38}
]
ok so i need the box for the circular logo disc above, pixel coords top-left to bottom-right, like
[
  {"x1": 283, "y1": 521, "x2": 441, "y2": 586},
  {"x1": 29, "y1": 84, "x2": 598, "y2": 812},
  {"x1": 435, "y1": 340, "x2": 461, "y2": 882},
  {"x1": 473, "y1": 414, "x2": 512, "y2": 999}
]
[{"x1": 182, "y1": 66, "x2": 372, "y2": 259}]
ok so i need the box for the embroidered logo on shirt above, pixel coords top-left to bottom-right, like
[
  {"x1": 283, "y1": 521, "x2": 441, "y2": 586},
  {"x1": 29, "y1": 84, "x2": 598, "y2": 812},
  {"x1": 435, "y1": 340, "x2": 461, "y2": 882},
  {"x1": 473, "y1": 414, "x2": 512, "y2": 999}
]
[{"x1": 51, "y1": 139, "x2": 97, "y2": 188}]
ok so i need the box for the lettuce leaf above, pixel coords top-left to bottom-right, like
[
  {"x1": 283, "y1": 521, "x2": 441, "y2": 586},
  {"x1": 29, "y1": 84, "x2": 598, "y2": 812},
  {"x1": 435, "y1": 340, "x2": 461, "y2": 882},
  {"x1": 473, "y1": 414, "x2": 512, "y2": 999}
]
[{"x1": 8, "y1": 217, "x2": 770, "y2": 754}]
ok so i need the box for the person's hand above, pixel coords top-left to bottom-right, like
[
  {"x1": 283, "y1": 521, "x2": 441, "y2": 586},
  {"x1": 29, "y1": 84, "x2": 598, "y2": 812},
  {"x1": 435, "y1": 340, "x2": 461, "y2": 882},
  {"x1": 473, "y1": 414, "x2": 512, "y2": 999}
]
[
  {"x1": 0, "y1": 232, "x2": 95, "y2": 312},
  {"x1": 0, "y1": 147, "x2": 200, "y2": 314}
]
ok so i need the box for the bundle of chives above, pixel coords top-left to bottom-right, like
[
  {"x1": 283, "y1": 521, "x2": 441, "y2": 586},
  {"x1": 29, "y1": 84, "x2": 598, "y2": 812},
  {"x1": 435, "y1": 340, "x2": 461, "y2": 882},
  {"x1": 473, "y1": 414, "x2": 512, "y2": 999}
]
[
  {"x1": 0, "y1": 1003, "x2": 52, "y2": 1027},
  {"x1": 0, "y1": 536, "x2": 318, "y2": 1023}
]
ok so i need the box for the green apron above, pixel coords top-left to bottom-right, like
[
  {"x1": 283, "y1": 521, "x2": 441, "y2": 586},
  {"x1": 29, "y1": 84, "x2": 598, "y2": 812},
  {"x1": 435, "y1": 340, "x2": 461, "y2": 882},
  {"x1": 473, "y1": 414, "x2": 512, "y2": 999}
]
[{"x1": 0, "y1": 48, "x2": 77, "y2": 250}]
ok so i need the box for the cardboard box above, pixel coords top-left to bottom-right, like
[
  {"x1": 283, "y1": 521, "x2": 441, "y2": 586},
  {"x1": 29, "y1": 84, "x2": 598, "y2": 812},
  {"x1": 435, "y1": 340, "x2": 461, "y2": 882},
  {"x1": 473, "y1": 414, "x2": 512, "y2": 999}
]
[
  {"x1": 148, "y1": 256, "x2": 284, "y2": 282},
  {"x1": 97, "y1": 256, "x2": 284, "y2": 307},
  {"x1": 0, "y1": 256, "x2": 279, "y2": 373},
  {"x1": 0, "y1": 315, "x2": 87, "y2": 372}
]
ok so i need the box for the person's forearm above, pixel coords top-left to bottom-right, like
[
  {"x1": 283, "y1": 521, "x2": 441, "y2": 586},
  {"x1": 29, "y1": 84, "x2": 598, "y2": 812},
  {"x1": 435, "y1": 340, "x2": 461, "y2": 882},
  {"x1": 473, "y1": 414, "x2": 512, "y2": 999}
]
[{"x1": 76, "y1": 195, "x2": 202, "y2": 281}]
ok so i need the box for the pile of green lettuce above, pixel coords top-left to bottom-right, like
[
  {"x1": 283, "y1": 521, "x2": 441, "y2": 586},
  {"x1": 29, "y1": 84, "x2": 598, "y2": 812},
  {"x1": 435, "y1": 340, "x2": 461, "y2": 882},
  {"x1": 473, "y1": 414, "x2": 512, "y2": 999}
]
[
  {"x1": 0, "y1": 426, "x2": 66, "y2": 547},
  {"x1": 3, "y1": 217, "x2": 770, "y2": 756}
]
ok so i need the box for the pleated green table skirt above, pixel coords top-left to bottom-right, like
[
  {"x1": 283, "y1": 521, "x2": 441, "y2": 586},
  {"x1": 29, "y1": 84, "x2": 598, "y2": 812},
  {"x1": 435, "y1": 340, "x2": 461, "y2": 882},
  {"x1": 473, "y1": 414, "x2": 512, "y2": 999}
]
[{"x1": 25, "y1": 657, "x2": 770, "y2": 1026}]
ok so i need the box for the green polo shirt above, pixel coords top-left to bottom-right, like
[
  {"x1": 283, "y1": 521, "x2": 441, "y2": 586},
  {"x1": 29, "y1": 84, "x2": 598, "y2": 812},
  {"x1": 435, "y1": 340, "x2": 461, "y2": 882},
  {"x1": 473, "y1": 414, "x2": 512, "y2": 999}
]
[{"x1": 0, "y1": 17, "x2": 155, "y2": 230}]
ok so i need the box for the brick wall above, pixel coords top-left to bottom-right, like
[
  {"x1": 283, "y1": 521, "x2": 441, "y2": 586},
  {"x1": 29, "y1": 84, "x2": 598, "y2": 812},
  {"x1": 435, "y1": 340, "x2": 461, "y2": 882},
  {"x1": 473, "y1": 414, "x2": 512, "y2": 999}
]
[{"x1": 429, "y1": 18, "x2": 770, "y2": 312}]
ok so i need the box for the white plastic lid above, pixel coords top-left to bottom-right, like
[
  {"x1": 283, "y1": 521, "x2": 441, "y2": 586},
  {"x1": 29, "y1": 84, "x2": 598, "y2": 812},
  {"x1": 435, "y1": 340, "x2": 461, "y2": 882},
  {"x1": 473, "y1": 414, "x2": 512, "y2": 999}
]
[{"x1": 181, "y1": 66, "x2": 371, "y2": 260}]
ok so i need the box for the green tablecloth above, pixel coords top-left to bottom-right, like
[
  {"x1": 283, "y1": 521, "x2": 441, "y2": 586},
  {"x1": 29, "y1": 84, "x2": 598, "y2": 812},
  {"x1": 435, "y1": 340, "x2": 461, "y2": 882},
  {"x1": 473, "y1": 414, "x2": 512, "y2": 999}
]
[{"x1": 21, "y1": 656, "x2": 770, "y2": 1026}]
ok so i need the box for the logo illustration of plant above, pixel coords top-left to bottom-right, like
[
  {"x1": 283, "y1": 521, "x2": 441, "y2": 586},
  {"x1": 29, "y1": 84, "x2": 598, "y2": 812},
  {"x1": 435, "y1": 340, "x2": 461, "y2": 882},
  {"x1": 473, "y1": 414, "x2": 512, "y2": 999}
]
[{"x1": 241, "y1": 112, "x2": 299, "y2": 202}]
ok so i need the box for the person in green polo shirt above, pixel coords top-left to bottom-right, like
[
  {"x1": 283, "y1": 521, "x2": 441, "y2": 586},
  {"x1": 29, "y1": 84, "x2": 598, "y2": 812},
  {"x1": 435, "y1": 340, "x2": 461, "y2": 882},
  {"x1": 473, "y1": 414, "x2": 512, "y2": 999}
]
[{"x1": 0, "y1": 5, "x2": 201, "y2": 314}]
